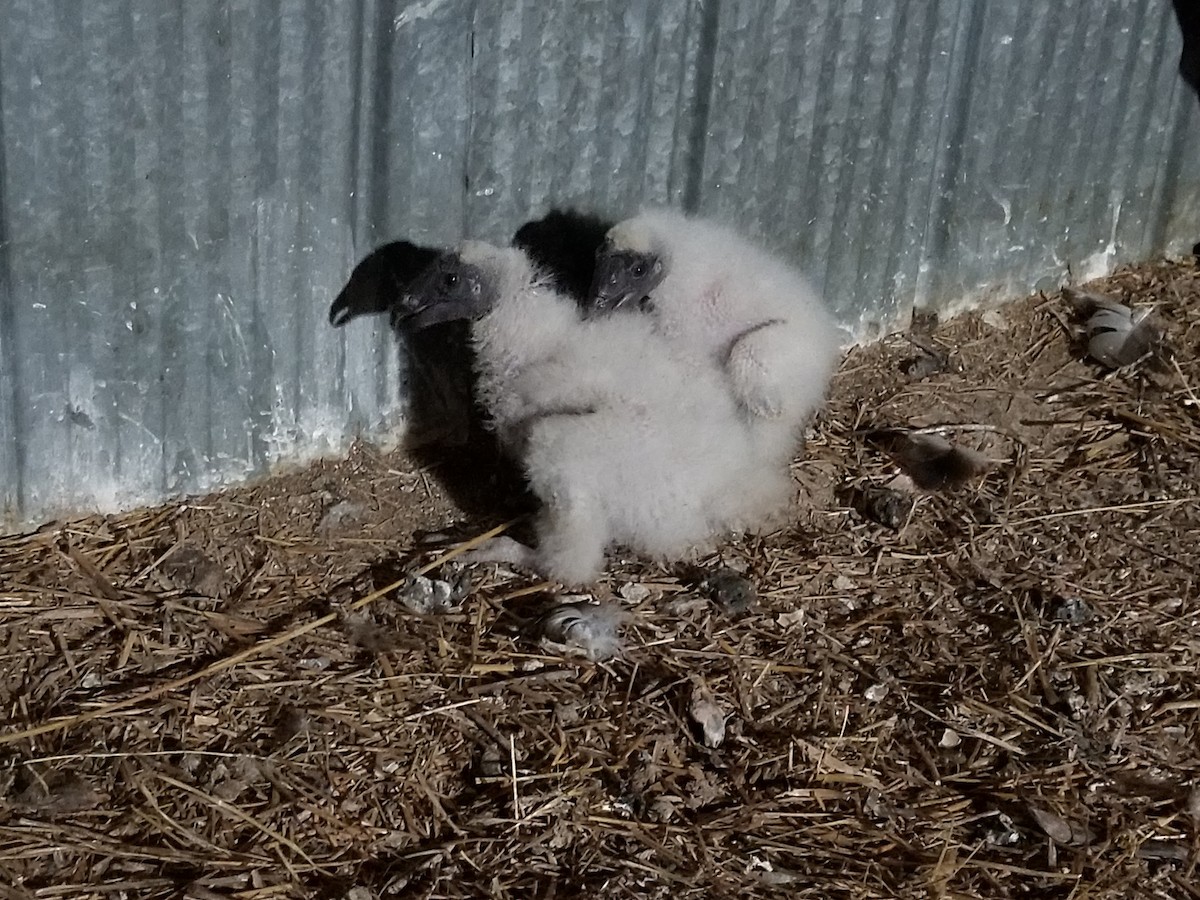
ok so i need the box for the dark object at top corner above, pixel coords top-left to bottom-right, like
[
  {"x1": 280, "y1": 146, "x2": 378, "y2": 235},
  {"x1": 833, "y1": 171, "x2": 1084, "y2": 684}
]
[
  {"x1": 329, "y1": 240, "x2": 441, "y2": 327},
  {"x1": 512, "y1": 208, "x2": 614, "y2": 304},
  {"x1": 1175, "y1": 0, "x2": 1200, "y2": 105}
]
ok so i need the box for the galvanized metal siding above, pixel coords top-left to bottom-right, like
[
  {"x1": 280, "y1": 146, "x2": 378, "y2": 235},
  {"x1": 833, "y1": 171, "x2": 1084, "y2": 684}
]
[
  {"x1": 0, "y1": 0, "x2": 1196, "y2": 528},
  {"x1": 0, "y1": 1, "x2": 473, "y2": 521},
  {"x1": 697, "y1": 0, "x2": 971, "y2": 328},
  {"x1": 464, "y1": 0, "x2": 711, "y2": 233},
  {"x1": 695, "y1": 0, "x2": 1200, "y2": 328}
]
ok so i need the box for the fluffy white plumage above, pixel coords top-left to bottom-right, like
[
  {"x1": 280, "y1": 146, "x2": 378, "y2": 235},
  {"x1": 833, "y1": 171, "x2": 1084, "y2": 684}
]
[
  {"x1": 598, "y1": 208, "x2": 844, "y2": 467},
  {"x1": 437, "y1": 242, "x2": 792, "y2": 585}
]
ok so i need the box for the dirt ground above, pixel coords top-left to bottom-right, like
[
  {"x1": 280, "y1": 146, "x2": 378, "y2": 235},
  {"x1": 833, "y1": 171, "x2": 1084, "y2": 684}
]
[{"x1": 1, "y1": 259, "x2": 1198, "y2": 899}]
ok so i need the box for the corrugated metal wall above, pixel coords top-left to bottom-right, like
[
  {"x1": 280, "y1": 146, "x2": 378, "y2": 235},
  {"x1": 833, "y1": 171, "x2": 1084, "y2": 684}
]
[{"x1": 1, "y1": 0, "x2": 1197, "y2": 529}]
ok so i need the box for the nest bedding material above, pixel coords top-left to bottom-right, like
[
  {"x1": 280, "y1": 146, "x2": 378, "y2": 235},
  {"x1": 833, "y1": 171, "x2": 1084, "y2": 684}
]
[{"x1": 1, "y1": 259, "x2": 1199, "y2": 899}]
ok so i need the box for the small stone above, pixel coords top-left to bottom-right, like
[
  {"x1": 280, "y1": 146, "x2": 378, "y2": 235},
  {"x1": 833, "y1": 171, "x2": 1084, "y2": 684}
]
[
  {"x1": 689, "y1": 683, "x2": 727, "y2": 748},
  {"x1": 475, "y1": 744, "x2": 508, "y2": 779},
  {"x1": 1048, "y1": 596, "x2": 1093, "y2": 625},
  {"x1": 618, "y1": 582, "x2": 651, "y2": 603},
  {"x1": 984, "y1": 812, "x2": 1022, "y2": 847},
  {"x1": 553, "y1": 700, "x2": 582, "y2": 726},
  {"x1": 853, "y1": 485, "x2": 915, "y2": 529},
  {"x1": 982, "y1": 309, "x2": 1008, "y2": 330},
  {"x1": 158, "y1": 543, "x2": 226, "y2": 597},
  {"x1": 776, "y1": 609, "x2": 806, "y2": 630},
  {"x1": 317, "y1": 500, "x2": 368, "y2": 533},
  {"x1": 900, "y1": 352, "x2": 950, "y2": 379},
  {"x1": 701, "y1": 567, "x2": 757, "y2": 617},
  {"x1": 690, "y1": 699, "x2": 726, "y2": 748},
  {"x1": 397, "y1": 574, "x2": 458, "y2": 614}
]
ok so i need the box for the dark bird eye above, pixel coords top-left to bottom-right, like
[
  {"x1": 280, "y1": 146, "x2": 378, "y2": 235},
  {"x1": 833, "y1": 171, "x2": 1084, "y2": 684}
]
[
  {"x1": 443, "y1": 272, "x2": 459, "y2": 289},
  {"x1": 632, "y1": 263, "x2": 647, "y2": 278}
]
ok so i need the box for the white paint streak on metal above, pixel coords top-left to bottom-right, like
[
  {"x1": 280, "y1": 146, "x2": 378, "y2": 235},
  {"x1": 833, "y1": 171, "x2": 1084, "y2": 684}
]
[{"x1": 394, "y1": 0, "x2": 451, "y2": 31}]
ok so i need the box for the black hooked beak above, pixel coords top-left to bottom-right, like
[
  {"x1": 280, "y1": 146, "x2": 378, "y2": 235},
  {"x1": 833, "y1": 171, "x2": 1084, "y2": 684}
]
[
  {"x1": 587, "y1": 256, "x2": 641, "y2": 316},
  {"x1": 392, "y1": 292, "x2": 480, "y2": 330},
  {"x1": 390, "y1": 290, "x2": 434, "y2": 330}
]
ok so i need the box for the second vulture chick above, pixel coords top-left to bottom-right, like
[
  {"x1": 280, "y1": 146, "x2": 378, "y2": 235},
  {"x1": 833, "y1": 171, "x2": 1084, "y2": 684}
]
[
  {"x1": 393, "y1": 242, "x2": 791, "y2": 585},
  {"x1": 589, "y1": 208, "x2": 843, "y2": 465}
]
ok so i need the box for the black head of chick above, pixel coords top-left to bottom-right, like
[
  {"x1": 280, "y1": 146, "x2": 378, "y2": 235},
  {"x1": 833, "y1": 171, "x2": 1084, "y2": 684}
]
[
  {"x1": 391, "y1": 251, "x2": 498, "y2": 331},
  {"x1": 512, "y1": 209, "x2": 614, "y2": 305},
  {"x1": 587, "y1": 234, "x2": 665, "y2": 317},
  {"x1": 330, "y1": 240, "x2": 441, "y2": 328}
]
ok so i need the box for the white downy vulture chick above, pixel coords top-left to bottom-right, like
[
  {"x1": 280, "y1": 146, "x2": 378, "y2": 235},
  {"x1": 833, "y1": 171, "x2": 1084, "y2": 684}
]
[
  {"x1": 392, "y1": 242, "x2": 791, "y2": 585},
  {"x1": 589, "y1": 208, "x2": 843, "y2": 465}
]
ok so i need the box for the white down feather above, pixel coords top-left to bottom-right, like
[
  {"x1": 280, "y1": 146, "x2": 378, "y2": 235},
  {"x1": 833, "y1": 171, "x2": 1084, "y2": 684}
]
[
  {"x1": 599, "y1": 208, "x2": 844, "y2": 467},
  {"x1": 455, "y1": 242, "x2": 792, "y2": 585}
]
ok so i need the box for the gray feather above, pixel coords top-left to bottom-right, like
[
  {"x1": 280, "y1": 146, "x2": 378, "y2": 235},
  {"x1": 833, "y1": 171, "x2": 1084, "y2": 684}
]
[
  {"x1": 864, "y1": 428, "x2": 992, "y2": 492},
  {"x1": 1085, "y1": 305, "x2": 1161, "y2": 369}
]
